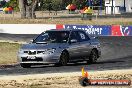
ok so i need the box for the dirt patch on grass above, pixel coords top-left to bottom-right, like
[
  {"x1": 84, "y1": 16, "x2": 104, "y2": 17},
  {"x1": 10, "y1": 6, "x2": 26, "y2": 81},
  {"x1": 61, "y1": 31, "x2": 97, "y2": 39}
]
[{"x1": 0, "y1": 69, "x2": 131, "y2": 88}]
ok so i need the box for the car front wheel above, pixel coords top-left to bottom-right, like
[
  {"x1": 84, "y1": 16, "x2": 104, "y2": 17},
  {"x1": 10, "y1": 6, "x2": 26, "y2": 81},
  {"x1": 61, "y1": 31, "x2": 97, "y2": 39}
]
[{"x1": 59, "y1": 51, "x2": 69, "y2": 66}]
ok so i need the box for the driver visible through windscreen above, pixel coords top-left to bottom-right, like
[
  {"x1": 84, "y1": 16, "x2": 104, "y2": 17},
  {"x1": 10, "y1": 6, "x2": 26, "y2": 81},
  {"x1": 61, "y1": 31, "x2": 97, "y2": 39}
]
[{"x1": 33, "y1": 31, "x2": 70, "y2": 43}]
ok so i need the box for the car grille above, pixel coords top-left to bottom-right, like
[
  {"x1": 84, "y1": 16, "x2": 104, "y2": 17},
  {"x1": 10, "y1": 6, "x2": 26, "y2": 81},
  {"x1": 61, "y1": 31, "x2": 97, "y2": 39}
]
[
  {"x1": 29, "y1": 51, "x2": 36, "y2": 55},
  {"x1": 24, "y1": 51, "x2": 45, "y2": 55},
  {"x1": 22, "y1": 57, "x2": 43, "y2": 62},
  {"x1": 37, "y1": 51, "x2": 45, "y2": 54}
]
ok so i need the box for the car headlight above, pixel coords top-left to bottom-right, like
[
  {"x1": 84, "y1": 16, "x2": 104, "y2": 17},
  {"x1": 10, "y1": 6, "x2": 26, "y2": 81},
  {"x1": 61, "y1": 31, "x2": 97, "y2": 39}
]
[{"x1": 44, "y1": 48, "x2": 56, "y2": 54}]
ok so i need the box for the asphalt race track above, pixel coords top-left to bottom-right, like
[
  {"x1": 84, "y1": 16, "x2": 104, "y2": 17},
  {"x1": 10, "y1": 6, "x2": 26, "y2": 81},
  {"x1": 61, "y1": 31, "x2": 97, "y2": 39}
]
[{"x1": 0, "y1": 33, "x2": 132, "y2": 75}]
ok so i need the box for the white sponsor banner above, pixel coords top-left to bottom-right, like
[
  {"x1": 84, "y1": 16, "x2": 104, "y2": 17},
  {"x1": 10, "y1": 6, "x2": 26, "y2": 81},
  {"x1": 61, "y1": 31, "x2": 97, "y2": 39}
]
[{"x1": 0, "y1": 24, "x2": 56, "y2": 34}]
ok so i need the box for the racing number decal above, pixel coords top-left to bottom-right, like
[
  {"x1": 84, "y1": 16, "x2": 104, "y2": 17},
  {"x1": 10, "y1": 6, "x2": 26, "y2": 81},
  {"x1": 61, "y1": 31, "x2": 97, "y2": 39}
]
[{"x1": 80, "y1": 33, "x2": 86, "y2": 40}]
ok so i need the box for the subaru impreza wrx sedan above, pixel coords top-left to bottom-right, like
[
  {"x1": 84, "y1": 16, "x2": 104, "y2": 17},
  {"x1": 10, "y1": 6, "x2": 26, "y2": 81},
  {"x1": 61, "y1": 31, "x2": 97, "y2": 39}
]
[{"x1": 18, "y1": 29, "x2": 101, "y2": 68}]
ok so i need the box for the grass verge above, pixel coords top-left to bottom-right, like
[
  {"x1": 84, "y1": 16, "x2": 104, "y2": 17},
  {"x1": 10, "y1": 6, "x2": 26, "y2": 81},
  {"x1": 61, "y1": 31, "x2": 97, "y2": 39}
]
[
  {"x1": 0, "y1": 18, "x2": 132, "y2": 25},
  {"x1": 0, "y1": 42, "x2": 21, "y2": 65}
]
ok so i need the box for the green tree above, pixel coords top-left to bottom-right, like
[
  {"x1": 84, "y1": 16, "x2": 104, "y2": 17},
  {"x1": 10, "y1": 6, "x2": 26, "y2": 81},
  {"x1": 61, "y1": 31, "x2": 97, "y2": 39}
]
[
  {"x1": 72, "y1": 0, "x2": 76, "y2": 4},
  {"x1": 72, "y1": 0, "x2": 86, "y2": 9},
  {"x1": 39, "y1": 0, "x2": 62, "y2": 11},
  {"x1": 61, "y1": 0, "x2": 71, "y2": 9},
  {"x1": 6, "y1": 0, "x2": 105, "y2": 18}
]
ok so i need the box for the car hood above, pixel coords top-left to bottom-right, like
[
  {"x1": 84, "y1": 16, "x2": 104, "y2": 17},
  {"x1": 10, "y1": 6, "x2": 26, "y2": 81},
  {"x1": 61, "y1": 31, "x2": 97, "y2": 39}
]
[{"x1": 21, "y1": 43, "x2": 68, "y2": 50}]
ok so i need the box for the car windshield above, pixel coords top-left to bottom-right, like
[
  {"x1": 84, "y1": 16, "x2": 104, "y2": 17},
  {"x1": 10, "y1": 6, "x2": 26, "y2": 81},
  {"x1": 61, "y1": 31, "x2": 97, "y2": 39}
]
[{"x1": 33, "y1": 31, "x2": 70, "y2": 43}]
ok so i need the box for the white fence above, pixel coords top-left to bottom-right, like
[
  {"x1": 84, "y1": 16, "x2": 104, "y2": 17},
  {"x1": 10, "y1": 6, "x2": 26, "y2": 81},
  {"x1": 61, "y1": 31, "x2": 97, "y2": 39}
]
[{"x1": 0, "y1": 24, "x2": 56, "y2": 34}]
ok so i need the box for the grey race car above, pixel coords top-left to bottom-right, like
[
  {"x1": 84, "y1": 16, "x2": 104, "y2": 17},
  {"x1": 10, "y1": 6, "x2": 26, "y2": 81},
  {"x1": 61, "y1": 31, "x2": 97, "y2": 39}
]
[{"x1": 18, "y1": 29, "x2": 101, "y2": 68}]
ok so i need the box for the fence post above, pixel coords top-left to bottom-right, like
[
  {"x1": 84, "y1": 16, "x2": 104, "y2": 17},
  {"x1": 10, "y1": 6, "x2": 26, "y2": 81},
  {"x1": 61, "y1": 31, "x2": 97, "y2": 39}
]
[{"x1": 96, "y1": 14, "x2": 98, "y2": 21}]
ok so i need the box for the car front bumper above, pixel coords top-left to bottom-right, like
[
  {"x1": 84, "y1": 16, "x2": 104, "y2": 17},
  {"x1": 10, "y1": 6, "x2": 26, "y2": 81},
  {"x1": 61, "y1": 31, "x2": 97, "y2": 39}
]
[{"x1": 18, "y1": 53, "x2": 60, "y2": 64}]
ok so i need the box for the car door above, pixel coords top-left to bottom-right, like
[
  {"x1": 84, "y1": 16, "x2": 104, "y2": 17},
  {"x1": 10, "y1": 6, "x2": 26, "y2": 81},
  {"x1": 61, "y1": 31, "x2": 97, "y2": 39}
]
[
  {"x1": 77, "y1": 31, "x2": 91, "y2": 57},
  {"x1": 68, "y1": 31, "x2": 82, "y2": 61}
]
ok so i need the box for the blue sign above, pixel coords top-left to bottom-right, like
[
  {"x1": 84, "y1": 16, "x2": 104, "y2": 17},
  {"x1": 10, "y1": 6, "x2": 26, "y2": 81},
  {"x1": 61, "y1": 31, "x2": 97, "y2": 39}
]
[{"x1": 65, "y1": 25, "x2": 111, "y2": 36}]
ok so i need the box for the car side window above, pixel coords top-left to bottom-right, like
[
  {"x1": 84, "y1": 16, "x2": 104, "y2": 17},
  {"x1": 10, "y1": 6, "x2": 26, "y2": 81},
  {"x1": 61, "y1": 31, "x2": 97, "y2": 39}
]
[
  {"x1": 70, "y1": 31, "x2": 80, "y2": 42},
  {"x1": 78, "y1": 31, "x2": 90, "y2": 42}
]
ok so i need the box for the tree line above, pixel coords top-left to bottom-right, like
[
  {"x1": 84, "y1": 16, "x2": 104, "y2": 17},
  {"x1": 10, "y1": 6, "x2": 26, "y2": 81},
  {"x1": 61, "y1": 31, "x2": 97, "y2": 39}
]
[
  {"x1": 3, "y1": 0, "x2": 104, "y2": 19},
  {"x1": 5, "y1": 0, "x2": 104, "y2": 11}
]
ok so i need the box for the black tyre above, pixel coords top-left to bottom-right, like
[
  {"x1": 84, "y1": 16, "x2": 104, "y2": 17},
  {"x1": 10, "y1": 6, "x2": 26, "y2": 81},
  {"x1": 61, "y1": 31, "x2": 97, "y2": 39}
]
[
  {"x1": 87, "y1": 49, "x2": 98, "y2": 64},
  {"x1": 20, "y1": 63, "x2": 31, "y2": 68},
  {"x1": 59, "y1": 51, "x2": 69, "y2": 66}
]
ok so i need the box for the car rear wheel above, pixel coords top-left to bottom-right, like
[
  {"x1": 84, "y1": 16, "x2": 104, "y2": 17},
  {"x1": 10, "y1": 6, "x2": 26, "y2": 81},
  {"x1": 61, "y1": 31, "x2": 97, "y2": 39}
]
[
  {"x1": 20, "y1": 63, "x2": 31, "y2": 68},
  {"x1": 59, "y1": 51, "x2": 69, "y2": 66},
  {"x1": 87, "y1": 49, "x2": 98, "y2": 64}
]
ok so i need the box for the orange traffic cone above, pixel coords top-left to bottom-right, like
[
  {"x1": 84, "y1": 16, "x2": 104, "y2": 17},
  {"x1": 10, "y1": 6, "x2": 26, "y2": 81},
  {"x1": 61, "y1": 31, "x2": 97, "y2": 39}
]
[{"x1": 84, "y1": 71, "x2": 88, "y2": 77}]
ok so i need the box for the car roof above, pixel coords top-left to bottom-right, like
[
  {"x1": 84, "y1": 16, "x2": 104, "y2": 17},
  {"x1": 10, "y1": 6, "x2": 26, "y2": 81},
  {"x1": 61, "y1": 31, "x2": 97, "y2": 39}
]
[{"x1": 45, "y1": 29, "x2": 85, "y2": 32}]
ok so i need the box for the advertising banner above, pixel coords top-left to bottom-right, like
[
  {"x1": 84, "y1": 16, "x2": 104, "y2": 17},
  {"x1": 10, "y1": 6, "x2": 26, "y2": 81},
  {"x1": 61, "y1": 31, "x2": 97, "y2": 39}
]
[
  {"x1": 0, "y1": 24, "x2": 132, "y2": 36},
  {"x1": 111, "y1": 25, "x2": 132, "y2": 36},
  {"x1": 65, "y1": 25, "x2": 111, "y2": 36},
  {"x1": 121, "y1": 26, "x2": 132, "y2": 36}
]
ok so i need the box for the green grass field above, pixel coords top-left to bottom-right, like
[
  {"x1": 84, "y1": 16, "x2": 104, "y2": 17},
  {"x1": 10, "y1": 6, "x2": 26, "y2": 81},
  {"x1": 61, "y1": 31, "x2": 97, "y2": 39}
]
[{"x1": 0, "y1": 42, "x2": 21, "y2": 65}]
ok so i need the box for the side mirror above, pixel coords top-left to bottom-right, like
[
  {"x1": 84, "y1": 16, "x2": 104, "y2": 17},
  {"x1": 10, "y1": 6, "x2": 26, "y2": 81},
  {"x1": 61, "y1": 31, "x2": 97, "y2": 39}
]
[
  {"x1": 94, "y1": 36, "x2": 98, "y2": 39},
  {"x1": 70, "y1": 39, "x2": 77, "y2": 43},
  {"x1": 91, "y1": 36, "x2": 98, "y2": 39},
  {"x1": 93, "y1": 36, "x2": 98, "y2": 39}
]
